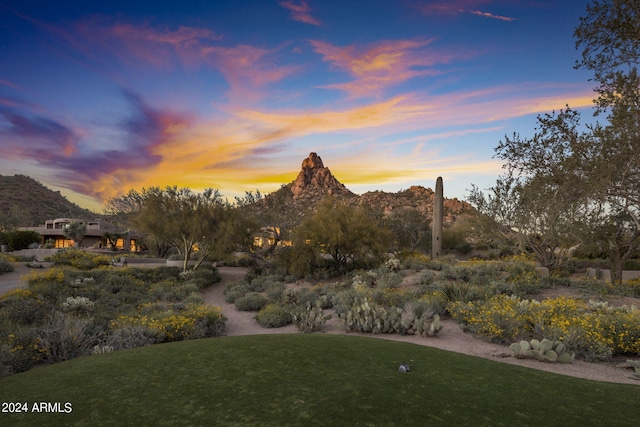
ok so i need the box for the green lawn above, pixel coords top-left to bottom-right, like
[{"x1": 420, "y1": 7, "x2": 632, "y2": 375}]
[{"x1": 0, "y1": 334, "x2": 638, "y2": 426}]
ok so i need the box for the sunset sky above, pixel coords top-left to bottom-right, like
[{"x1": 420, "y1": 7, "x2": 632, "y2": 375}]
[{"x1": 0, "y1": 0, "x2": 596, "y2": 211}]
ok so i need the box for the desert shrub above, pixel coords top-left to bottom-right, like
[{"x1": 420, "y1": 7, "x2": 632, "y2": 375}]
[
  {"x1": 224, "y1": 282, "x2": 250, "y2": 303},
  {"x1": 182, "y1": 292, "x2": 205, "y2": 306},
  {"x1": 371, "y1": 287, "x2": 408, "y2": 308},
  {"x1": 36, "y1": 312, "x2": 100, "y2": 363},
  {"x1": 104, "y1": 325, "x2": 156, "y2": 350},
  {"x1": 234, "y1": 293, "x2": 268, "y2": 311},
  {"x1": 418, "y1": 270, "x2": 438, "y2": 286},
  {"x1": 255, "y1": 304, "x2": 292, "y2": 328},
  {"x1": 417, "y1": 291, "x2": 449, "y2": 315},
  {"x1": 61, "y1": 296, "x2": 95, "y2": 316},
  {"x1": 4, "y1": 325, "x2": 43, "y2": 373},
  {"x1": 122, "y1": 266, "x2": 180, "y2": 283},
  {"x1": 506, "y1": 270, "x2": 543, "y2": 296},
  {"x1": 184, "y1": 267, "x2": 221, "y2": 289},
  {"x1": 280, "y1": 288, "x2": 303, "y2": 306},
  {"x1": 192, "y1": 305, "x2": 226, "y2": 338},
  {"x1": 375, "y1": 271, "x2": 403, "y2": 289},
  {"x1": 24, "y1": 267, "x2": 68, "y2": 289},
  {"x1": 433, "y1": 281, "x2": 491, "y2": 307},
  {"x1": 265, "y1": 281, "x2": 286, "y2": 301},
  {"x1": 331, "y1": 289, "x2": 359, "y2": 316},
  {"x1": 404, "y1": 300, "x2": 434, "y2": 319},
  {"x1": 0, "y1": 289, "x2": 51, "y2": 325},
  {"x1": 148, "y1": 280, "x2": 199, "y2": 302},
  {"x1": 2, "y1": 230, "x2": 40, "y2": 250},
  {"x1": 623, "y1": 259, "x2": 640, "y2": 270},
  {"x1": 451, "y1": 294, "x2": 640, "y2": 358},
  {"x1": 449, "y1": 294, "x2": 534, "y2": 343},
  {"x1": 249, "y1": 275, "x2": 284, "y2": 292},
  {"x1": 398, "y1": 252, "x2": 431, "y2": 271},
  {"x1": 111, "y1": 312, "x2": 195, "y2": 343},
  {"x1": 443, "y1": 265, "x2": 472, "y2": 282},
  {"x1": 0, "y1": 257, "x2": 14, "y2": 274},
  {"x1": 48, "y1": 248, "x2": 111, "y2": 269}
]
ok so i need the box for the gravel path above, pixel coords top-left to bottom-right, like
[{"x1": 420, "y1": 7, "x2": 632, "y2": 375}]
[{"x1": 204, "y1": 267, "x2": 640, "y2": 386}]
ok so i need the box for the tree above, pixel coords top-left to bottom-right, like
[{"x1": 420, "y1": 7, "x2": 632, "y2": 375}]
[
  {"x1": 290, "y1": 196, "x2": 391, "y2": 273},
  {"x1": 105, "y1": 188, "x2": 174, "y2": 257},
  {"x1": 142, "y1": 187, "x2": 229, "y2": 272},
  {"x1": 574, "y1": 0, "x2": 640, "y2": 110},
  {"x1": 106, "y1": 186, "x2": 236, "y2": 270},
  {"x1": 574, "y1": 0, "x2": 640, "y2": 282},
  {"x1": 468, "y1": 178, "x2": 581, "y2": 271},
  {"x1": 384, "y1": 208, "x2": 430, "y2": 252},
  {"x1": 63, "y1": 222, "x2": 87, "y2": 247},
  {"x1": 0, "y1": 205, "x2": 32, "y2": 232},
  {"x1": 102, "y1": 231, "x2": 123, "y2": 251}
]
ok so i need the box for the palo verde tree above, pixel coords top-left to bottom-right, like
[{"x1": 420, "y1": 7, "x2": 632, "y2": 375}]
[
  {"x1": 107, "y1": 186, "x2": 234, "y2": 271},
  {"x1": 139, "y1": 186, "x2": 229, "y2": 272},
  {"x1": 104, "y1": 188, "x2": 174, "y2": 257},
  {"x1": 290, "y1": 196, "x2": 391, "y2": 273}
]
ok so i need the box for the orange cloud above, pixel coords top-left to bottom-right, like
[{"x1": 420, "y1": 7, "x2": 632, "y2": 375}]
[
  {"x1": 309, "y1": 39, "x2": 465, "y2": 97},
  {"x1": 280, "y1": 0, "x2": 321, "y2": 26},
  {"x1": 64, "y1": 82, "x2": 595, "y2": 205}
]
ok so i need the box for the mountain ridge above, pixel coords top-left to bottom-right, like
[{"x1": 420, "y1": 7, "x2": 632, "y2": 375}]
[
  {"x1": 1, "y1": 153, "x2": 473, "y2": 229},
  {"x1": 263, "y1": 152, "x2": 472, "y2": 224},
  {"x1": 0, "y1": 174, "x2": 97, "y2": 228}
]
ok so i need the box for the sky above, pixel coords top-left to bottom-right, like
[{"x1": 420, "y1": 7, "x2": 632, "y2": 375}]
[{"x1": 0, "y1": 0, "x2": 597, "y2": 212}]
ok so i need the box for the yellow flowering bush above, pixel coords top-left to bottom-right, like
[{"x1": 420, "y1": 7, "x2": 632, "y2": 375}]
[
  {"x1": 450, "y1": 295, "x2": 534, "y2": 342},
  {"x1": 24, "y1": 267, "x2": 67, "y2": 286},
  {"x1": 110, "y1": 304, "x2": 225, "y2": 342},
  {"x1": 451, "y1": 294, "x2": 640, "y2": 358}
]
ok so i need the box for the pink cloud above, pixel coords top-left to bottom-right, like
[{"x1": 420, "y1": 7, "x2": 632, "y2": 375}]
[
  {"x1": 309, "y1": 38, "x2": 462, "y2": 97},
  {"x1": 419, "y1": 0, "x2": 516, "y2": 22},
  {"x1": 470, "y1": 10, "x2": 516, "y2": 21},
  {"x1": 280, "y1": 1, "x2": 321, "y2": 26},
  {"x1": 201, "y1": 45, "x2": 298, "y2": 99},
  {"x1": 32, "y1": 16, "x2": 296, "y2": 102},
  {"x1": 0, "y1": 79, "x2": 23, "y2": 91}
]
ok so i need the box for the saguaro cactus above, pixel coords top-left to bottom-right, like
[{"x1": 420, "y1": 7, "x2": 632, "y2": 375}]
[{"x1": 432, "y1": 176, "x2": 443, "y2": 260}]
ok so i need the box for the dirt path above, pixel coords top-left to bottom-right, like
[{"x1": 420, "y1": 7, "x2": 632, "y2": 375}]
[
  {"x1": 203, "y1": 267, "x2": 640, "y2": 386},
  {"x1": 0, "y1": 263, "x2": 31, "y2": 295}
]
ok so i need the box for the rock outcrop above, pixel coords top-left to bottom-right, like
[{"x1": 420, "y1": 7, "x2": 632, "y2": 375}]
[
  {"x1": 289, "y1": 153, "x2": 354, "y2": 200},
  {"x1": 259, "y1": 152, "x2": 473, "y2": 226}
]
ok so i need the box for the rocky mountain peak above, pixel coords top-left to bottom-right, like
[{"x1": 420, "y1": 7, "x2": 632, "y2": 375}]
[{"x1": 289, "y1": 152, "x2": 353, "y2": 199}]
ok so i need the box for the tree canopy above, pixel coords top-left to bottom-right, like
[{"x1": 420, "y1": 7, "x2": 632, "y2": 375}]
[{"x1": 470, "y1": 0, "x2": 640, "y2": 281}]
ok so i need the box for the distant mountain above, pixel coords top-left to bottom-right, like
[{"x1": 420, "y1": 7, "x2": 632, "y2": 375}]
[
  {"x1": 0, "y1": 175, "x2": 97, "y2": 227},
  {"x1": 257, "y1": 152, "x2": 472, "y2": 224},
  {"x1": 2, "y1": 154, "x2": 473, "y2": 230}
]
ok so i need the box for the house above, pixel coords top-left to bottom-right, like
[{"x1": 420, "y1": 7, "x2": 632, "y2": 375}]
[
  {"x1": 20, "y1": 217, "x2": 138, "y2": 250},
  {"x1": 252, "y1": 226, "x2": 291, "y2": 249}
]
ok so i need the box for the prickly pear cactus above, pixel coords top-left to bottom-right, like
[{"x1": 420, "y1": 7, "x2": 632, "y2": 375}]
[
  {"x1": 510, "y1": 337, "x2": 575, "y2": 364},
  {"x1": 337, "y1": 297, "x2": 442, "y2": 337},
  {"x1": 292, "y1": 301, "x2": 332, "y2": 333}
]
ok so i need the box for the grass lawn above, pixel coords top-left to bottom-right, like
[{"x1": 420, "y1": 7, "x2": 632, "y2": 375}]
[{"x1": 0, "y1": 334, "x2": 638, "y2": 426}]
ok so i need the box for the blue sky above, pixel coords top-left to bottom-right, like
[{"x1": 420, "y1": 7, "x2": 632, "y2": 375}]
[{"x1": 0, "y1": 0, "x2": 596, "y2": 211}]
